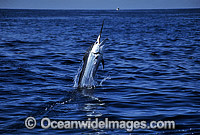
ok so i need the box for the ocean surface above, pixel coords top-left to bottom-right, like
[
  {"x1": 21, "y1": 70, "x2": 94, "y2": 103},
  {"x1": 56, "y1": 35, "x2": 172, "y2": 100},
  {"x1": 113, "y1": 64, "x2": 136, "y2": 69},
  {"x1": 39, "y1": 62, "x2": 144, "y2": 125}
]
[{"x1": 0, "y1": 9, "x2": 200, "y2": 134}]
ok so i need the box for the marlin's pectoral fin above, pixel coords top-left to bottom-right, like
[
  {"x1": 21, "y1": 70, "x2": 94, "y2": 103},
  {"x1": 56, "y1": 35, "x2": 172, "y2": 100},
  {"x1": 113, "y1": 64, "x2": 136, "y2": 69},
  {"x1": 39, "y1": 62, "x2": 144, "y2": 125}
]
[{"x1": 102, "y1": 59, "x2": 104, "y2": 69}]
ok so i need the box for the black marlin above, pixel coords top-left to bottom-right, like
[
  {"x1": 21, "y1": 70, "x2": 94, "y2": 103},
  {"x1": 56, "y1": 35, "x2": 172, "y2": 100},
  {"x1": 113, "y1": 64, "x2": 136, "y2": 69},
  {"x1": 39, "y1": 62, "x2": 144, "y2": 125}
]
[{"x1": 78, "y1": 21, "x2": 108, "y2": 88}]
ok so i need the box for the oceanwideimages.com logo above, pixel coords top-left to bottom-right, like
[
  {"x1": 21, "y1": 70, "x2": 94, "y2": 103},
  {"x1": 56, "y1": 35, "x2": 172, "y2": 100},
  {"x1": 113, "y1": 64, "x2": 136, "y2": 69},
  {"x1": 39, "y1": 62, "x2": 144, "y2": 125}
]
[{"x1": 25, "y1": 117, "x2": 175, "y2": 131}]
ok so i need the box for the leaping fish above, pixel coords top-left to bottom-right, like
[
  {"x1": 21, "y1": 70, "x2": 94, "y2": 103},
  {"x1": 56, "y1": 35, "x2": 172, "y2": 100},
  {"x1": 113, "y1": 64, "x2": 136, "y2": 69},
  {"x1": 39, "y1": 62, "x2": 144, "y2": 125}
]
[{"x1": 78, "y1": 21, "x2": 108, "y2": 88}]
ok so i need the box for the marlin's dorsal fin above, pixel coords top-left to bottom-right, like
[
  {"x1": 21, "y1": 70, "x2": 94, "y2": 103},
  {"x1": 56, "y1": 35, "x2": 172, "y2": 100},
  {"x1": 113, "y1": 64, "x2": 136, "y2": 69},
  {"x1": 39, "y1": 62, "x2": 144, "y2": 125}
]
[
  {"x1": 97, "y1": 20, "x2": 104, "y2": 44},
  {"x1": 101, "y1": 58, "x2": 104, "y2": 69}
]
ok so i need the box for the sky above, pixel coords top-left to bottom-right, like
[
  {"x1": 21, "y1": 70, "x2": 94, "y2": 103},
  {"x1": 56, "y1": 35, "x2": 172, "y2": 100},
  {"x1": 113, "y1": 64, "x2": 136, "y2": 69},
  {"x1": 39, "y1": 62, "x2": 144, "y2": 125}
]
[{"x1": 0, "y1": 0, "x2": 200, "y2": 9}]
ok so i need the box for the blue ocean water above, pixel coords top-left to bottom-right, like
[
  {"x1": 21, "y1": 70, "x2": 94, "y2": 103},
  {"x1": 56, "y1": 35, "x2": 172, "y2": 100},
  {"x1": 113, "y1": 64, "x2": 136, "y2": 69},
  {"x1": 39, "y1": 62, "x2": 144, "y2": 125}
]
[{"x1": 0, "y1": 9, "x2": 200, "y2": 134}]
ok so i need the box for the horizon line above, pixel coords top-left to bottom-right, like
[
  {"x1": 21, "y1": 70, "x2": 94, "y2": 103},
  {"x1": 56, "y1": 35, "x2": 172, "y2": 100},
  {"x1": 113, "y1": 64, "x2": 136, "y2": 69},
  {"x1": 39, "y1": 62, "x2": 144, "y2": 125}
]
[{"x1": 0, "y1": 7, "x2": 200, "y2": 10}]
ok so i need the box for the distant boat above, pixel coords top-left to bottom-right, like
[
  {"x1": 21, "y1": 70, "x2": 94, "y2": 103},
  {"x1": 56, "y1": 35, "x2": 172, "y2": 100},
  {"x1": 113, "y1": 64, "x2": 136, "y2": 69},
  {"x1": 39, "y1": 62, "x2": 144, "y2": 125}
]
[{"x1": 116, "y1": 8, "x2": 119, "y2": 11}]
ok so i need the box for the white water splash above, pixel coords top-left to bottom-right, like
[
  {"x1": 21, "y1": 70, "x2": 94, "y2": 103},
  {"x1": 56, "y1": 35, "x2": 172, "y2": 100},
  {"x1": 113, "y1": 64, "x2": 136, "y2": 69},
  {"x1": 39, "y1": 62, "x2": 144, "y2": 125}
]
[
  {"x1": 73, "y1": 62, "x2": 83, "y2": 88},
  {"x1": 100, "y1": 76, "x2": 111, "y2": 86}
]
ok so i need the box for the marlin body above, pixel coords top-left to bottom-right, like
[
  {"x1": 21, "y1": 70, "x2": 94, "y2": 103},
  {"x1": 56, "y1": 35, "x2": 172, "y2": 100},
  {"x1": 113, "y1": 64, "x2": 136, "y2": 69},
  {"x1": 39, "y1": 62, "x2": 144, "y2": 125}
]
[{"x1": 78, "y1": 21, "x2": 107, "y2": 88}]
